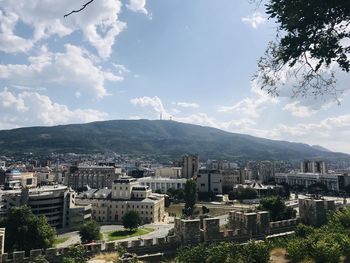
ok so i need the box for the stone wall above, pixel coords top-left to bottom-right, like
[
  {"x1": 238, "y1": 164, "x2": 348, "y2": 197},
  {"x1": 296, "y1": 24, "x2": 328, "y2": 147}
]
[{"x1": 299, "y1": 198, "x2": 335, "y2": 226}]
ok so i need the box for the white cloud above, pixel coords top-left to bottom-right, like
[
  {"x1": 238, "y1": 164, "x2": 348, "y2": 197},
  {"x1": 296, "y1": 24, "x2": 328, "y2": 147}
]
[
  {"x1": 0, "y1": 88, "x2": 107, "y2": 129},
  {"x1": 130, "y1": 96, "x2": 171, "y2": 118},
  {"x1": 0, "y1": 88, "x2": 28, "y2": 112},
  {"x1": 1, "y1": 0, "x2": 126, "y2": 58},
  {"x1": 0, "y1": 10, "x2": 33, "y2": 53},
  {"x1": 241, "y1": 12, "x2": 266, "y2": 29},
  {"x1": 282, "y1": 101, "x2": 317, "y2": 117},
  {"x1": 174, "y1": 113, "x2": 218, "y2": 128},
  {"x1": 173, "y1": 102, "x2": 200, "y2": 108},
  {"x1": 126, "y1": 0, "x2": 148, "y2": 15},
  {"x1": 0, "y1": 44, "x2": 123, "y2": 98},
  {"x1": 218, "y1": 80, "x2": 278, "y2": 118}
]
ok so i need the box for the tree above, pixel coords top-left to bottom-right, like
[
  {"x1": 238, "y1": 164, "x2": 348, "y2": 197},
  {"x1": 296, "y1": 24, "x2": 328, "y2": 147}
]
[
  {"x1": 29, "y1": 255, "x2": 49, "y2": 263},
  {"x1": 0, "y1": 205, "x2": 56, "y2": 252},
  {"x1": 241, "y1": 241, "x2": 270, "y2": 263},
  {"x1": 122, "y1": 211, "x2": 142, "y2": 231},
  {"x1": 229, "y1": 188, "x2": 258, "y2": 201},
  {"x1": 78, "y1": 220, "x2": 100, "y2": 244},
  {"x1": 258, "y1": 196, "x2": 296, "y2": 221},
  {"x1": 62, "y1": 244, "x2": 89, "y2": 263},
  {"x1": 184, "y1": 180, "x2": 197, "y2": 216},
  {"x1": 256, "y1": 1, "x2": 350, "y2": 98}
]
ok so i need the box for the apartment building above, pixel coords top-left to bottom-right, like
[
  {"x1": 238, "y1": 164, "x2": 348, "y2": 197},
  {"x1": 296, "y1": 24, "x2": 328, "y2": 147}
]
[
  {"x1": 182, "y1": 154, "x2": 199, "y2": 179},
  {"x1": 196, "y1": 169, "x2": 222, "y2": 194}
]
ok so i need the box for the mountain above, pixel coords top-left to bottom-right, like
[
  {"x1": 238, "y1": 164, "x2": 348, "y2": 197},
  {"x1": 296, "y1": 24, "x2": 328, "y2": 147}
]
[
  {"x1": 0, "y1": 119, "x2": 348, "y2": 161},
  {"x1": 311, "y1": 145, "x2": 332, "y2": 152}
]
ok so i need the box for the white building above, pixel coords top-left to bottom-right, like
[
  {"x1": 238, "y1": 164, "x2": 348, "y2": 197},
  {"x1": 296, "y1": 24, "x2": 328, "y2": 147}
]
[
  {"x1": 274, "y1": 172, "x2": 350, "y2": 192},
  {"x1": 155, "y1": 167, "x2": 182, "y2": 178},
  {"x1": 138, "y1": 176, "x2": 187, "y2": 193},
  {"x1": 5, "y1": 169, "x2": 37, "y2": 189},
  {"x1": 196, "y1": 169, "x2": 222, "y2": 194},
  {"x1": 76, "y1": 177, "x2": 165, "y2": 224}
]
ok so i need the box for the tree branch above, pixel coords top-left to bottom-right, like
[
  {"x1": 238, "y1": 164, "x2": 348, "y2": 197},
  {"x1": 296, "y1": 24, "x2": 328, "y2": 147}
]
[{"x1": 64, "y1": 0, "x2": 95, "y2": 17}]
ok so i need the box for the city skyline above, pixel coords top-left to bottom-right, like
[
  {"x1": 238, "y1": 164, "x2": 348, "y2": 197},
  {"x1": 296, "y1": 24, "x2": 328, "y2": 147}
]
[{"x1": 0, "y1": 0, "x2": 350, "y2": 153}]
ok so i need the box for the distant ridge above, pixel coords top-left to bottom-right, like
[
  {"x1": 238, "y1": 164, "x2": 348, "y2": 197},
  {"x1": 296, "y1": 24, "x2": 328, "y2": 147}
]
[
  {"x1": 0, "y1": 119, "x2": 347, "y2": 161},
  {"x1": 311, "y1": 145, "x2": 332, "y2": 152}
]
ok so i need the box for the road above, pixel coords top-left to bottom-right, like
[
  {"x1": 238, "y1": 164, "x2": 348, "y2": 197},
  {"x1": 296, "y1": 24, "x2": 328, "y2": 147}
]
[{"x1": 56, "y1": 223, "x2": 173, "y2": 248}]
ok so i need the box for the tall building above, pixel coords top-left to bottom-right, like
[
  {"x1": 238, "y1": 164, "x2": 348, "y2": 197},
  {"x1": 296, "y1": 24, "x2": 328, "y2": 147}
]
[
  {"x1": 0, "y1": 185, "x2": 91, "y2": 229},
  {"x1": 182, "y1": 154, "x2": 199, "y2": 179},
  {"x1": 196, "y1": 169, "x2": 222, "y2": 194},
  {"x1": 257, "y1": 161, "x2": 274, "y2": 183},
  {"x1": 67, "y1": 165, "x2": 123, "y2": 190},
  {"x1": 76, "y1": 177, "x2": 165, "y2": 224},
  {"x1": 301, "y1": 160, "x2": 326, "y2": 174}
]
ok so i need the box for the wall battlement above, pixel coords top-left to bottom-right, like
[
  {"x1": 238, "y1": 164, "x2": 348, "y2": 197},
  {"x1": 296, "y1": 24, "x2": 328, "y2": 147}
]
[{"x1": 0, "y1": 209, "x2": 300, "y2": 262}]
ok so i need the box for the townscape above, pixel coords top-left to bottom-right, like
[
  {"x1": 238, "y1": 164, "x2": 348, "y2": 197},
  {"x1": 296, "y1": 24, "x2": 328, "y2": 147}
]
[
  {"x1": 1, "y1": 0, "x2": 350, "y2": 262},
  {"x1": 0, "y1": 153, "x2": 350, "y2": 262}
]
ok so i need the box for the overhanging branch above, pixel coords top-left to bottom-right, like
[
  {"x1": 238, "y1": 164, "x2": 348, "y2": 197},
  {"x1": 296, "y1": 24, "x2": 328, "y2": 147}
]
[{"x1": 64, "y1": 0, "x2": 95, "y2": 17}]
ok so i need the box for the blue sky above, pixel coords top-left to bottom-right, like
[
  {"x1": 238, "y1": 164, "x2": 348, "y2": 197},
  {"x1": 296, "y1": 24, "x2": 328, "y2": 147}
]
[{"x1": 0, "y1": 0, "x2": 350, "y2": 153}]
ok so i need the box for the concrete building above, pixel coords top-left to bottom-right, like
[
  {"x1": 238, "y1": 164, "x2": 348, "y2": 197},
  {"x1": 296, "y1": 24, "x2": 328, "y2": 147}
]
[
  {"x1": 207, "y1": 160, "x2": 238, "y2": 170},
  {"x1": 76, "y1": 177, "x2": 165, "y2": 224},
  {"x1": 138, "y1": 176, "x2": 187, "y2": 193},
  {"x1": 301, "y1": 160, "x2": 326, "y2": 174},
  {"x1": 155, "y1": 167, "x2": 182, "y2": 179},
  {"x1": 257, "y1": 161, "x2": 274, "y2": 183},
  {"x1": 0, "y1": 185, "x2": 91, "y2": 229},
  {"x1": 33, "y1": 166, "x2": 56, "y2": 185},
  {"x1": 275, "y1": 172, "x2": 350, "y2": 192},
  {"x1": 221, "y1": 169, "x2": 242, "y2": 191},
  {"x1": 196, "y1": 169, "x2": 222, "y2": 194},
  {"x1": 182, "y1": 154, "x2": 199, "y2": 179},
  {"x1": 67, "y1": 165, "x2": 123, "y2": 190},
  {"x1": 5, "y1": 169, "x2": 37, "y2": 189}
]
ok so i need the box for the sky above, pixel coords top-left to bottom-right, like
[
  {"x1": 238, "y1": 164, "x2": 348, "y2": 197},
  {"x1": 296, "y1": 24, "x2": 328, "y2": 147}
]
[{"x1": 0, "y1": 0, "x2": 350, "y2": 153}]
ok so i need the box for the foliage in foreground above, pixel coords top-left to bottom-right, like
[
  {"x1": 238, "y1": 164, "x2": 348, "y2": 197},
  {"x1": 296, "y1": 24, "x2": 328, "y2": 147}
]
[
  {"x1": 176, "y1": 241, "x2": 270, "y2": 263},
  {"x1": 62, "y1": 244, "x2": 89, "y2": 263},
  {"x1": 0, "y1": 205, "x2": 56, "y2": 252}
]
